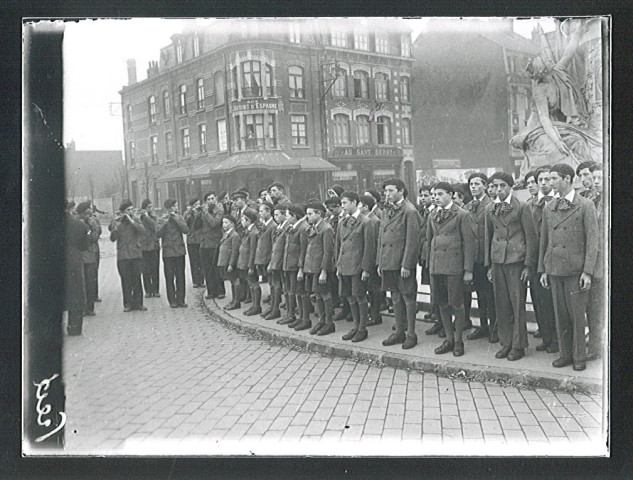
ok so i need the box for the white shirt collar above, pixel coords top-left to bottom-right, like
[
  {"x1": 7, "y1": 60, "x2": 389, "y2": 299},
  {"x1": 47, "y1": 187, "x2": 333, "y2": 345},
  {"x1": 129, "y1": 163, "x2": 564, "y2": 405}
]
[
  {"x1": 553, "y1": 190, "x2": 575, "y2": 202},
  {"x1": 494, "y1": 191, "x2": 512, "y2": 204},
  {"x1": 263, "y1": 217, "x2": 273, "y2": 227},
  {"x1": 473, "y1": 193, "x2": 485, "y2": 201},
  {"x1": 370, "y1": 204, "x2": 378, "y2": 213},
  {"x1": 428, "y1": 204, "x2": 437, "y2": 211},
  {"x1": 247, "y1": 223, "x2": 254, "y2": 232},
  {"x1": 351, "y1": 209, "x2": 361, "y2": 219},
  {"x1": 278, "y1": 219, "x2": 288, "y2": 229},
  {"x1": 443, "y1": 201, "x2": 454, "y2": 211},
  {"x1": 226, "y1": 227, "x2": 234, "y2": 235},
  {"x1": 395, "y1": 198, "x2": 404, "y2": 206}
]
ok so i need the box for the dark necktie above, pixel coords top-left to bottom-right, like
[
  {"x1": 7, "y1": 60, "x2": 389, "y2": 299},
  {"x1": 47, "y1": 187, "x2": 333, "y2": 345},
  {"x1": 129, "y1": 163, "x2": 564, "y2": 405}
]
[
  {"x1": 493, "y1": 202, "x2": 512, "y2": 216},
  {"x1": 387, "y1": 202, "x2": 402, "y2": 218},
  {"x1": 535, "y1": 195, "x2": 553, "y2": 207},
  {"x1": 434, "y1": 208, "x2": 450, "y2": 223},
  {"x1": 307, "y1": 225, "x2": 317, "y2": 237},
  {"x1": 467, "y1": 199, "x2": 480, "y2": 212},
  {"x1": 345, "y1": 216, "x2": 356, "y2": 227},
  {"x1": 553, "y1": 197, "x2": 572, "y2": 211}
]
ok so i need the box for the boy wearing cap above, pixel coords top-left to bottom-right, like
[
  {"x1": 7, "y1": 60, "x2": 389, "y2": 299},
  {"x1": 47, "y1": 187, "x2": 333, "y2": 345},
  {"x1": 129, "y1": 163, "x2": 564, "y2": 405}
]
[
  {"x1": 325, "y1": 196, "x2": 348, "y2": 320},
  {"x1": 184, "y1": 198, "x2": 205, "y2": 288},
  {"x1": 336, "y1": 192, "x2": 376, "y2": 342},
  {"x1": 280, "y1": 205, "x2": 308, "y2": 327},
  {"x1": 539, "y1": 163, "x2": 598, "y2": 371},
  {"x1": 359, "y1": 194, "x2": 383, "y2": 326},
  {"x1": 298, "y1": 202, "x2": 336, "y2": 335},
  {"x1": 156, "y1": 199, "x2": 189, "y2": 308},
  {"x1": 264, "y1": 205, "x2": 290, "y2": 320},
  {"x1": 269, "y1": 182, "x2": 292, "y2": 206},
  {"x1": 484, "y1": 172, "x2": 538, "y2": 361},
  {"x1": 377, "y1": 178, "x2": 422, "y2": 349},
  {"x1": 65, "y1": 201, "x2": 90, "y2": 335},
  {"x1": 200, "y1": 192, "x2": 224, "y2": 299},
  {"x1": 464, "y1": 173, "x2": 497, "y2": 342},
  {"x1": 76, "y1": 201, "x2": 101, "y2": 317},
  {"x1": 238, "y1": 208, "x2": 261, "y2": 315},
  {"x1": 218, "y1": 215, "x2": 242, "y2": 310},
  {"x1": 109, "y1": 200, "x2": 147, "y2": 312},
  {"x1": 139, "y1": 199, "x2": 161, "y2": 298},
  {"x1": 427, "y1": 183, "x2": 476, "y2": 357}
]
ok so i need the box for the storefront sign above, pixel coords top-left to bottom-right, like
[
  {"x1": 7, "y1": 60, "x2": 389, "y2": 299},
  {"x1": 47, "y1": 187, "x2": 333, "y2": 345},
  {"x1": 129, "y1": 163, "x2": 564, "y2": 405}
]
[
  {"x1": 432, "y1": 158, "x2": 461, "y2": 169},
  {"x1": 332, "y1": 147, "x2": 402, "y2": 158},
  {"x1": 230, "y1": 98, "x2": 279, "y2": 113}
]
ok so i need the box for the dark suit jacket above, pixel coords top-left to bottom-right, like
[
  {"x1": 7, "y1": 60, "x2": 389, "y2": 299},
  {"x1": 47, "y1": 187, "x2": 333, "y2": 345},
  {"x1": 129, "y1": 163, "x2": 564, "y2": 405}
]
[
  {"x1": 366, "y1": 210, "x2": 381, "y2": 262},
  {"x1": 284, "y1": 219, "x2": 308, "y2": 271},
  {"x1": 335, "y1": 213, "x2": 376, "y2": 276},
  {"x1": 184, "y1": 209, "x2": 203, "y2": 244},
  {"x1": 464, "y1": 195, "x2": 493, "y2": 264},
  {"x1": 81, "y1": 216, "x2": 101, "y2": 264},
  {"x1": 426, "y1": 203, "x2": 476, "y2": 276},
  {"x1": 199, "y1": 206, "x2": 223, "y2": 248},
  {"x1": 66, "y1": 213, "x2": 89, "y2": 312},
  {"x1": 254, "y1": 219, "x2": 275, "y2": 265},
  {"x1": 417, "y1": 206, "x2": 431, "y2": 266},
  {"x1": 156, "y1": 214, "x2": 189, "y2": 257},
  {"x1": 217, "y1": 229, "x2": 240, "y2": 268},
  {"x1": 109, "y1": 216, "x2": 146, "y2": 260},
  {"x1": 484, "y1": 195, "x2": 538, "y2": 268},
  {"x1": 269, "y1": 221, "x2": 291, "y2": 271},
  {"x1": 377, "y1": 199, "x2": 422, "y2": 271},
  {"x1": 538, "y1": 191, "x2": 599, "y2": 277},
  {"x1": 237, "y1": 225, "x2": 259, "y2": 270},
  {"x1": 303, "y1": 219, "x2": 335, "y2": 274},
  {"x1": 140, "y1": 212, "x2": 160, "y2": 251}
]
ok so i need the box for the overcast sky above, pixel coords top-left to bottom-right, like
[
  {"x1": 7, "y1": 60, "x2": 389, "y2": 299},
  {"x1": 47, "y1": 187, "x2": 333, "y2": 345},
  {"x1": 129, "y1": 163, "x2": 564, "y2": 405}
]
[{"x1": 62, "y1": 17, "x2": 555, "y2": 152}]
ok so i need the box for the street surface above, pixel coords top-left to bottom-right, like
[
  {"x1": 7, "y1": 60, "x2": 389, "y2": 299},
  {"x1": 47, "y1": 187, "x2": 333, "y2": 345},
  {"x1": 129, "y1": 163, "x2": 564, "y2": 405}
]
[{"x1": 61, "y1": 232, "x2": 605, "y2": 455}]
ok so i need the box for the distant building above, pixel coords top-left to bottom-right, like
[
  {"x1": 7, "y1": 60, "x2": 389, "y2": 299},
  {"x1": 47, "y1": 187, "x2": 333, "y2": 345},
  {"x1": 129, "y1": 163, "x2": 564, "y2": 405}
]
[
  {"x1": 119, "y1": 18, "x2": 415, "y2": 207},
  {"x1": 412, "y1": 19, "x2": 538, "y2": 183},
  {"x1": 64, "y1": 141, "x2": 123, "y2": 200}
]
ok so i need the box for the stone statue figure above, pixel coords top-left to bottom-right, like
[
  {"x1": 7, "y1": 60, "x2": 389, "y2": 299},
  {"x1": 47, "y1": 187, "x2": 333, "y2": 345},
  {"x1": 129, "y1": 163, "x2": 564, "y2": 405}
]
[{"x1": 512, "y1": 19, "x2": 602, "y2": 172}]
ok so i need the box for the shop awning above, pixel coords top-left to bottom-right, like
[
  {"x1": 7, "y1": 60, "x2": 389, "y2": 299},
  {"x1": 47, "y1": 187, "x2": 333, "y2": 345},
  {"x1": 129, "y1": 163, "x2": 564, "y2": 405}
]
[
  {"x1": 212, "y1": 151, "x2": 298, "y2": 173},
  {"x1": 155, "y1": 166, "x2": 190, "y2": 182},
  {"x1": 296, "y1": 157, "x2": 339, "y2": 172}
]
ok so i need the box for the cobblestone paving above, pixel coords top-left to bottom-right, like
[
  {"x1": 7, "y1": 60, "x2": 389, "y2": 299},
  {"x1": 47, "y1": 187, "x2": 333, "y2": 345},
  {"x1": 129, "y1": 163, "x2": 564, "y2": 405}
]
[{"x1": 62, "y1": 236, "x2": 605, "y2": 455}]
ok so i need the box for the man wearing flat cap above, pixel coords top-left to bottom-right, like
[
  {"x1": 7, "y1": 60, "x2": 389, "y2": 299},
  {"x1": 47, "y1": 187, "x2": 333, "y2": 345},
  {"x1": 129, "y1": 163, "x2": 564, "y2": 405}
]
[
  {"x1": 377, "y1": 178, "x2": 422, "y2": 350},
  {"x1": 156, "y1": 199, "x2": 189, "y2": 308},
  {"x1": 76, "y1": 201, "x2": 101, "y2": 317}
]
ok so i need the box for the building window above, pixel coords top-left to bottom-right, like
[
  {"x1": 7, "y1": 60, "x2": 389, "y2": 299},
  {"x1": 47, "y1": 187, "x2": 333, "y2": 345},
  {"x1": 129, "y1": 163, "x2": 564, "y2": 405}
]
[
  {"x1": 332, "y1": 68, "x2": 347, "y2": 97},
  {"x1": 331, "y1": 30, "x2": 347, "y2": 48},
  {"x1": 234, "y1": 117, "x2": 241, "y2": 150},
  {"x1": 179, "y1": 84, "x2": 187, "y2": 115},
  {"x1": 193, "y1": 34, "x2": 200, "y2": 57},
  {"x1": 148, "y1": 96, "x2": 156, "y2": 124},
  {"x1": 244, "y1": 114, "x2": 265, "y2": 149},
  {"x1": 333, "y1": 114, "x2": 350, "y2": 145},
  {"x1": 196, "y1": 78, "x2": 205, "y2": 110},
  {"x1": 198, "y1": 124, "x2": 207, "y2": 153},
  {"x1": 400, "y1": 76, "x2": 410, "y2": 103},
  {"x1": 289, "y1": 66, "x2": 304, "y2": 99},
  {"x1": 375, "y1": 73, "x2": 389, "y2": 101},
  {"x1": 264, "y1": 64, "x2": 274, "y2": 97},
  {"x1": 242, "y1": 61, "x2": 262, "y2": 98},
  {"x1": 232, "y1": 67, "x2": 239, "y2": 99},
  {"x1": 165, "y1": 132, "x2": 173, "y2": 160},
  {"x1": 163, "y1": 91, "x2": 171, "y2": 118},
  {"x1": 353, "y1": 70, "x2": 369, "y2": 99},
  {"x1": 214, "y1": 71, "x2": 225, "y2": 105},
  {"x1": 508, "y1": 56, "x2": 517, "y2": 73},
  {"x1": 376, "y1": 116, "x2": 391, "y2": 145},
  {"x1": 375, "y1": 35, "x2": 389, "y2": 54},
  {"x1": 401, "y1": 35, "x2": 411, "y2": 57},
  {"x1": 150, "y1": 135, "x2": 159, "y2": 164},
  {"x1": 291, "y1": 115, "x2": 307, "y2": 146},
  {"x1": 128, "y1": 141, "x2": 136, "y2": 167},
  {"x1": 176, "y1": 39, "x2": 183, "y2": 64},
  {"x1": 354, "y1": 32, "x2": 369, "y2": 51},
  {"x1": 181, "y1": 127, "x2": 190, "y2": 157},
  {"x1": 289, "y1": 23, "x2": 301, "y2": 43},
  {"x1": 356, "y1": 115, "x2": 370, "y2": 145},
  {"x1": 217, "y1": 119, "x2": 227, "y2": 151},
  {"x1": 155, "y1": 185, "x2": 162, "y2": 209},
  {"x1": 401, "y1": 119, "x2": 411, "y2": 145},
  {"x1": 267, "y1": 113, "x2": 277, "y2": 148},
  {"x1": 127, "y1": 104, "x2": 133, "y2": 131}
]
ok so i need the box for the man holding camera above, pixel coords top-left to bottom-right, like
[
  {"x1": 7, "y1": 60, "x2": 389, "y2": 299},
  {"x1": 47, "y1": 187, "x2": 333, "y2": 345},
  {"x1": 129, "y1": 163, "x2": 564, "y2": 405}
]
[{"x1": 156, "y1": 199, "x2": 189, "y2": 308}]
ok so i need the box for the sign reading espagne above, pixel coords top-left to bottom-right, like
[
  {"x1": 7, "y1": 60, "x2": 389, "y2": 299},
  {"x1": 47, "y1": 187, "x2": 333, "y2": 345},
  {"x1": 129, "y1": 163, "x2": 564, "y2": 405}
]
[
  {"x1": 230, "y1": 98, "x2": 279, "y2": 113},
  {"x1": 332, "y1": 147, "x2": 402, "y2": 158}
]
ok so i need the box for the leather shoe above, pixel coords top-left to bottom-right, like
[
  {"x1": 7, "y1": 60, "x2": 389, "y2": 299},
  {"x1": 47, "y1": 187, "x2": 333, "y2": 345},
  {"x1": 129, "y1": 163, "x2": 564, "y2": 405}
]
[
  {"x1": 533, "y1": 329, "x2": 542, "y2": 338},
  {"x1": 205, "y1": 294, "x2": 216, "y2": 300},
  {"x1": 245, "y1": 307, "x2": 262, "y2": 316},
  {"x1": 177, "y1": 303, "x2": 187, "y2": 308},
  {"x1": 573, "y1": 361, "x2": 586, "y2": 371},
  {"x1": 367, "y1": 316, "x2": 382, "y2": 326},
  {"x1": 123, "y1": 307, "x2": 133, "y2": 312},
  {"x1": 225, "y1": 302, "x2": 241, "y2": 311},
  {"x1": 145, "y1": 293, "x2": 153, "y2": 298},
  {"x1": 170, "y1": 303, "x2": 178, "y2": 308},
  {"x1": 260, "y1": 308, "x2": 272, "y2": 317},
  {"x1": 309, "y1": 322, "x2": 324, "y2": 335},
  {"x1": 94, "y1": 298, "x2": 102, "y2": 302},
  {"x1": 137, "y1": 306, "x2": 148, "y2": 311},
  {"x1": 317, "y1": 323, "x2": 335, "y2": 336},
  {"x1": 535, "y1": 342, "x2": 550, "y2": 352},
  {"x1": 278, "y1": 316, "x2": 295, "y2": 325},
  {"x1": 294, "y1": 320, "x2": 312, "y2": 331},
  {"x1": 84, "y1": 310, "x2": 96, "y2": 317},
  {"x1": 466, "y1": 326, "x2": 489, "y2": 340},
  {"x1": 243, "y1": 306, "x2": 255, "y2": 315},
  {"x1": 507, "y1": 348, "x2": 524, "y2": 361},
  {"x1": 552, "y1": 357, "x2": 573, "y2": 368},
  {"x1": 287, "y1": 319, "x2": 302, "y2": 329},
  {"x1": 586, "y1": 352, "x2": 601, "y2": 361},
  {"x1": 217, "y1": 294, "x2": 225, "y2": 300},
  {"x1": 425, "y1": 322, "x2": 442, "y2": 335},
  {"x1": 453, "y1": 341, "x2": 465, "y2": 357},
  {"x1": 153, "y1": 293, "x2": 161, "y2": 298},
  {"x1": 546, "y1": 343, "x2": 560, "y2": 353},
  {"x1": 434, "y1": 340, "x2": 454, "y2": 355},
  {"x1": 495, "y1": 346, "x2": 512, "y2": 359},
  {"x1": 352, "y1": 328, "x2": 368, "y2": 343},
  {"x1": 265, "y1": 311, "x2": 281, "y2": 320},
  {"x1": 342, "y1": 329, "x2": 358, "y2": 341},
  {"x1": 382, "y1": 332, "x2": 406, "y2": 346},
  {"x1": 402, "y1": 334, "x2": 418, "y2": 350}
]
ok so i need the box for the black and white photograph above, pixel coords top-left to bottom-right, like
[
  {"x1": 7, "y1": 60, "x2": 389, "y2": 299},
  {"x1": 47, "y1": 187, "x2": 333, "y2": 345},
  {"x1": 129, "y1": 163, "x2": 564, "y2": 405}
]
[{"x1": 22, "y1": 15, "x2": 609, "y2": 457}]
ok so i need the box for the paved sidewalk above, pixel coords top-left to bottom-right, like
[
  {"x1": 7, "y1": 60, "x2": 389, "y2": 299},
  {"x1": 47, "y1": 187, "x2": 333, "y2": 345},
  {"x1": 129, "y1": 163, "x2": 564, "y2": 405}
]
[{"x1": 60, "y1": 239, "x2": 606, "y2": 455}]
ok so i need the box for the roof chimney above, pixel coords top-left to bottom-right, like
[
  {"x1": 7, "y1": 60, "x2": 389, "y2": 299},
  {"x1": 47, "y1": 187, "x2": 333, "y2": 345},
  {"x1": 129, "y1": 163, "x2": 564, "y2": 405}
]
[{"x1": 127, "y1": 59, "x2": 137, "y2": 85}]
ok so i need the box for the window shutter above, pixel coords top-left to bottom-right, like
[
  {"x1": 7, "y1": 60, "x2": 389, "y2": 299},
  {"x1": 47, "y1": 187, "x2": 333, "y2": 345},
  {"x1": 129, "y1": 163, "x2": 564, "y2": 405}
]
[{"x1": 347, "y1": 75, "x2": 354, "y2": 99}]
